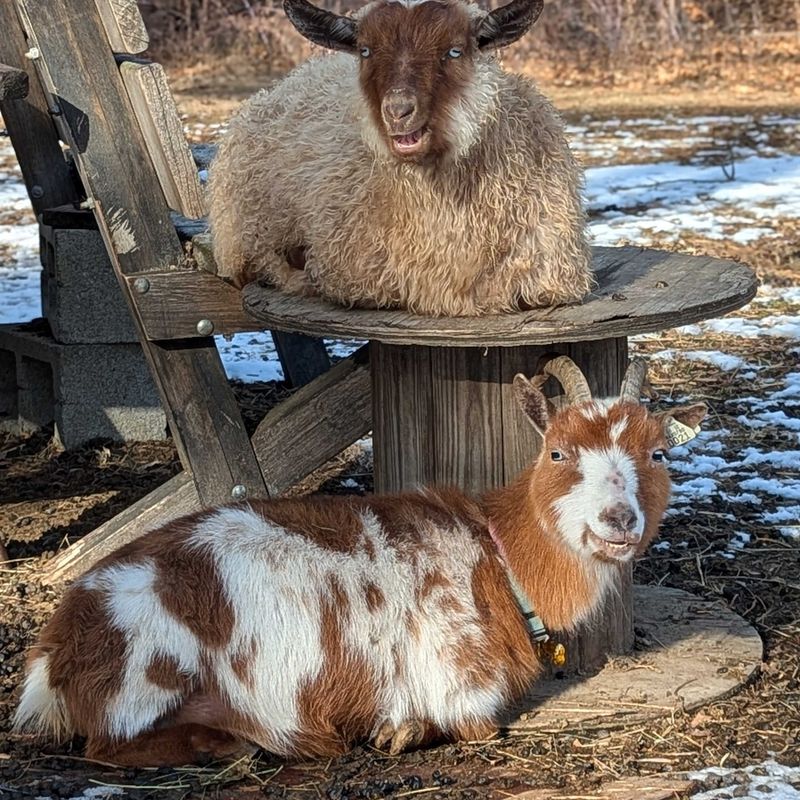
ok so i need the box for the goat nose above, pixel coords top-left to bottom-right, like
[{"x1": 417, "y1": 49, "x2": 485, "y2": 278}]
[
  {"x1": 382, "y1": 91, "x2": 416, "y2": 124},
  {"x1": 601, "y1": 504, "x2": 637, "y2": 536}
]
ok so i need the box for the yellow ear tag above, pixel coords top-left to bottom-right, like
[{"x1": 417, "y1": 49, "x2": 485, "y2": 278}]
[
  {"x1": 665, "y1": 418, "x2": 700, "y2": 448},
  {"x1": 537, "y1": 641, "x2": 567, "y2": 667}
]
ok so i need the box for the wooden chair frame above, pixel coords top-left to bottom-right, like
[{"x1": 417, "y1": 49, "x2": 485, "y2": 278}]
[{"x1": 0, "y1": 0, "x2": 372, "y2": 582}]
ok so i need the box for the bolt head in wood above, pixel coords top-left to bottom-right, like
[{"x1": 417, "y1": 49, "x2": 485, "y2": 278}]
[
  {"x1": 24, "y1": 47, "x2": 40, "y2": 60},
  {"x1": 30, "y1": 185, "x2": 44, "y2": 200},
  {"x1": 196, "y1": 319, "x2": 214, "y2": 336},
  {"x1": 133, "y1": 277, "x2": 150, "y2": 294},
  {"x1": 231, "y1": 484, "x2": 247, "y2": 500}
]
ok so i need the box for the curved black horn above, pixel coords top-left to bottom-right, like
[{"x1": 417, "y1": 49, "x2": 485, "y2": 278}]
[
  {"x1": 475, "y1": 0, "x2": 544, "y2": 50},
  {"x1": 283, "y1": 0, "x2": 358, "y2": 53}
]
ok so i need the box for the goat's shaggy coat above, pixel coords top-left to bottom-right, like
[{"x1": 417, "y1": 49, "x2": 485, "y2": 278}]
[
  {"x1": 15, "y1": 358, "x2": 707, "y2": 767},
  {"x1": 208, "y1": 0, "x2": 591, "y2": 316}
]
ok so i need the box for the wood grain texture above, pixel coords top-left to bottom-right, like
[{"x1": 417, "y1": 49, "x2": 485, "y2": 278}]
[
  {"x1": 16, "y1": 0, "x2": 267, "y2": 507},
  {"x1": 429, "y1": 347, "x2": 505, "y2": 493},
  {"x1": 42, "y1": 472, "x2": 199, "y2": 585},
  {"x1": 507, "y1": 585, "x2": 762, "y2": 732},
  {"x1": 0, "y1": 4, "x2": 82, "y2": 216},
  {"x1": 126, "y1": 269, "x2": 254, "y2": 340},
  {"x1": 271, "y1": 330, "x2": 331, "y2": 388},
  {"x1": 371, "y1": 344, "x2": 435, "y2": 494},
  {"x1": 510, "y1": 775, "x2": 695, "y2": 800},
  {"x1": 242, "y1": 246, "x2": 758, "y2": 347},
  {"x1": 45, "y1": 349, "x2": 371, "y2": 583},
  {"x1": 94, "y1": 0, "x2": 149, "y2": 53},
  {"x1": 120, "y1": 61, "x2": 205, "y2": 219},
  {"x1": 0, "y1": 62, "x2": 29, "y2": 100},
  {"x1": 252, "y1": 346, "x2": 372, "y2": 496}
]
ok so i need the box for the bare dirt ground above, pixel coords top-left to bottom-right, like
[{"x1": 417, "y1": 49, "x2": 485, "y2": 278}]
[{"x1": 1, "y1": 49, "x2": 799, "y2": 799}]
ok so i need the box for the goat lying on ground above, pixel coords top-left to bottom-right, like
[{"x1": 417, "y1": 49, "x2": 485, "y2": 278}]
[
  {"x1": 208, "y1": 0, "x2": 591, "y2": 316},
  {"x1": 15, "y1": 357, "x2": 706, "y2": 766}
]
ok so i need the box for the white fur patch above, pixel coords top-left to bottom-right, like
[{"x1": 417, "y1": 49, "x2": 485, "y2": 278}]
[
  {"x1": 187, "y1": 502, "x2": 506, "y2": 748},
  {"x1": 91, "y1": 560, "x2": 201, "y2": 739},
  {"x1": 554, "y1": 444, "x2": 644, "y2": 575},
  {"x1": 610, "y1": 418, "x2": 628, "y2": 442},
  {"x1": 14, "y1": 655, "x2": 69, "y2": 739}
]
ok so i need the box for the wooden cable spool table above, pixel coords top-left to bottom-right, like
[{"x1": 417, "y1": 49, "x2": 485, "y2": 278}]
[{"x1": 244, "y1": 245, "x2": 758, "y2": 679}]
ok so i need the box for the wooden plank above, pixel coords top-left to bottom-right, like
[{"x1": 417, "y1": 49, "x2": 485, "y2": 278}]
[
  {"x1": 16, "y1": 0, "x2": 268, "y2": 507},
  {"x1": 271, "y1": 330, "x2": 331, "y2": 388},
  {"x1": 508, "y1": 585, "x2": 762, "y2": 732},
  {"x1": 42, "y1": 472, "x2": 199, "y2": 585},
  {"x1": 151, "y1": 339, "x2": 267, "y2": 502},
  {"x1": 126, "y1": 269, "x2": 255, "y2": 339},
  {"x1": 430, "y1": 347, "x2": 505, "y2": 494},
  {"x1": 252, "y1": 346, "x2": 372, "y2": 495},
  {"x1": 45, "y1": 348, "x2": 371, "y2": 583},
  {"x1": 94, "y1": 0, "x2": 149, "y2": 54},
  {"x1": 371, "y1": 343, "x2": 435, "y2": 494},
  {"x1": 0, "y1": 3, "x2": 82, "y2": 216},
  {"x1": 0, "y1": 62, "x2": 29, "y2": 100},
  {"x1": 510, "y1": 775, "x2": 695, "y2": 800},
  {"x1": 242, "y1": 246, "x2": 758, "y2": 347},
  {"x1": 120, "y1": 61, "x2": 205, "y2": 219}
]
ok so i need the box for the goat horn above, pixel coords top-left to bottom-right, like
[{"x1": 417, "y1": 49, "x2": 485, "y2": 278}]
[
  {"x1": 619, "y1": 358, "x2": 648, "y2": 404},
  {"x1": 476, "y1": 0, "x2": 544, "y2": 49},
  {"x1": 537, "y1": 356, "x2": 592, "y2": 405}
]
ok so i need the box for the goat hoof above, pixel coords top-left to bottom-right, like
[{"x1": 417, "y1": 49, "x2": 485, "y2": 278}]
[
  {"x1": 374, "y1": 719, "x2": 426, "y2": 755},
  {"x1": 373, "y1": 720, "x2": 396, "y2": 751}
]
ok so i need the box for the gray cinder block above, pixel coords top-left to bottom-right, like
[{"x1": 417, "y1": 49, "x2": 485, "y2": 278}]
[
  {"x1": 0, "y1": 324, "x2": 166, "y2": 448},
  {"x1": 40, "y1": 227, "x2": 139, "y2": 344}
]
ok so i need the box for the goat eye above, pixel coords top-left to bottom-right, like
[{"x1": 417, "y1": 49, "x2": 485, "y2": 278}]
[
  {"x1": 447, "y1": 47, "x2": 462, "y2": 59},
  {"x1": 360, "y1": 46, "x2": 371, "y2": 58},
  {"x1": 652, "y1": 450, "x2": 666, "y2": 463},
  {"x1": 550, "y1": 450, "x2": 564, "y2": 462}
]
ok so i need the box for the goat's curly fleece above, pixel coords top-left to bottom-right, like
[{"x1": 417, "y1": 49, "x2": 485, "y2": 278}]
[{"x1": 208, "y1": 47, "x2": 591, "y2": 316}]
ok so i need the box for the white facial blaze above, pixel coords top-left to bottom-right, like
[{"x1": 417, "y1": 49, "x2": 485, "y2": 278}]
[{"x1": 554, "y1": 444, "x2": 644, "y2": 554}]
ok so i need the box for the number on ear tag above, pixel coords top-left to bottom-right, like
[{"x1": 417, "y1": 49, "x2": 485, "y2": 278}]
[{"x1": 665, "y1": 418, "x2": 700, "y2": 448}]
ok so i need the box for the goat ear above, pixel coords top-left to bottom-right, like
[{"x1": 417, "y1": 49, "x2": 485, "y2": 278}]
[
  {"x1": 283, "y1": 0, "x2": 358, "y2": 53},
  {"x1": 513, "y1": 374, "x2": 549, "y2": 437},
  {"x1": 474, "y1": 0, "x2": 544, "y2": 50},
  {"x1": 658, "y1": 402, "x2": 708, "y2": 449}
]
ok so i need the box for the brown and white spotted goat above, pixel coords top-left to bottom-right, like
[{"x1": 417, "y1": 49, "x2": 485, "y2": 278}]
[{"x1": 15, "y1": 357, "x2": 706, "y2": 766}]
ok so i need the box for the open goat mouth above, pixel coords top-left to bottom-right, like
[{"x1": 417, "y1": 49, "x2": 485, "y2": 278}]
[
  {"x1": 390, "y1": 127, "x2": 429, "y2": 156},
  {"x1": 588, "y1": 530, "x2": 637, "y2": 560}
]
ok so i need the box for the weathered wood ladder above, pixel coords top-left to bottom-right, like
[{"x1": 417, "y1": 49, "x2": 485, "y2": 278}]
[{"x1": 0, "y1": 0, "x2": 372, "y2": 583}]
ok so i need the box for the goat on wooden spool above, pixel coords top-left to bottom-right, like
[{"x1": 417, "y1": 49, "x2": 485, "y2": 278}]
[
  {"x1": 208, "y1": 0, "x2": 591, "y2": 316},
  {"x1": 14, "y1": 357, "x2": 706, "y2": 766}
]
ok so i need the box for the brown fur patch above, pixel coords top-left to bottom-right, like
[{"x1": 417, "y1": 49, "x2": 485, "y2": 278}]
[
  {"x1": 454, "y1": 550, "x2": 540, "y2": 703},
  {"x1": 293, "y1": 586, "x2": 378, "y2": 757},
  {"x1": 365, "y1": 582, "x2": 385, "y2": 612},
  {"x1": 357, "y1": 0, "x2": 477, "y2": 162},
  {"x1": 146, "y1": 653, "x2": 192, "y2": 693},
  {"x1": 87, "y1": 723, "x2": 246, "y2": 768},
  {"x1": 32, "y1": 585, "x2": 127, "y2": 739},
  {"x1": 230, "y1": 637, "x2": 258, "y2": 690},
  {"x1": 248, "y1": 497, "x2": 366, "y2": 554},
  {"x1": 416, "y1": 569, "x2": 451, "y2": 603}
]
